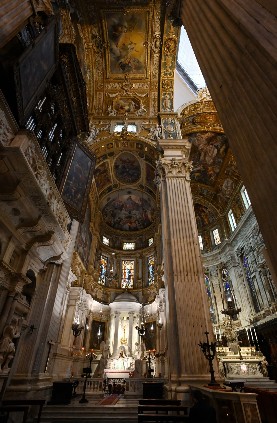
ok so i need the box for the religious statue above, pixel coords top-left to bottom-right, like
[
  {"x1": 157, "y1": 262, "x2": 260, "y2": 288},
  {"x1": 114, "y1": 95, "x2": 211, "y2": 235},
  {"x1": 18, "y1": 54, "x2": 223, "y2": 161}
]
[
  {"x1": 87, "y1": 124, "x2": 99, "y2": 145},
  {"x1": 0, "y1": 317, "x2": 23, "y2": 373},
  {"x1": 149, "y1": 124, "x2": 162, "y2": 141}
]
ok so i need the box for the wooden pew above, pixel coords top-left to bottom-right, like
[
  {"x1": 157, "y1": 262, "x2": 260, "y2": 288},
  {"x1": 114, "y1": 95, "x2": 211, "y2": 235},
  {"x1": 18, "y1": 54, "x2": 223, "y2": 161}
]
[
  {"x1": 0, "y1": 405, "x2": 29, "y2": 423},
  {"x1": 139, "y1": 399, "x2": 181, "y2": 406},
  {"x1": 2, "y1": 399, "x2": 45, "y2": 423},
  {"x1": 138, "y1": 403, "x2": 188, "y2": 422}
]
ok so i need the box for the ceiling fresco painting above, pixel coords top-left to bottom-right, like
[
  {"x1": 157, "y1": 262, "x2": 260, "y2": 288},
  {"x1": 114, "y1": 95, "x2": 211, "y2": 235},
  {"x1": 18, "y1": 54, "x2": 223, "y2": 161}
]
[
  {"x1": 104, "y1": 10, "x2": 148, "y2": 76},
  {"x1": 194, "y1": 203, "x2": 218, "y2": 231},
  {"x1": 113, "y1": 96, "x2": 141, "y2": 114},
  {"x1": 94, "y1": 161, "x2": 112, "y2": 193},
  {"x1": 114, "y1": 152, "x2": 141, "y2": 184},
  {"x1": 189, "y1": 132, "x2": 229, "y2": 185},
  {"x1": 145, "y1": 163, "x2": 156, "y2": 192},
  {"x1": 102, "y1": 189, "x2": 155, "y2": 232}
]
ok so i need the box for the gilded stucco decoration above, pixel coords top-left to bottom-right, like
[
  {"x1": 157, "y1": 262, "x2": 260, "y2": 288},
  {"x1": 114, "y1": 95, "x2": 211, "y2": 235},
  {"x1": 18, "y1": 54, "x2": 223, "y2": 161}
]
[
  {"x1": 179, "y1": 91, "x2": 243, "y2": 242},
  {"x1": 61, "y1": 0, "x2": 163, "y2": 120}
]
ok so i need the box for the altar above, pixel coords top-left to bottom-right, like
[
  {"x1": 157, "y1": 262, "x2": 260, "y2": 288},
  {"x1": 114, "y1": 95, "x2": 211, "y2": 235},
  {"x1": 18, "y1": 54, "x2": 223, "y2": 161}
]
[{"x1": 104, "y1": 369, "x2": 131, "y2": 379}]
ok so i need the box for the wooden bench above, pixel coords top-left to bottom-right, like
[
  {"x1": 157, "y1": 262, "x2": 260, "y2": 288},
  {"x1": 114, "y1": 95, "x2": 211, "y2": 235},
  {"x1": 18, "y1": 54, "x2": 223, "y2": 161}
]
[
  {"x1": 139, "y1": 399, "x2": 181, "y2": 406},
  {"x1": 0, "y1": 405, "x2": 29, "y2": 423},
  {"x1": 138, "y1": 404, "x2": 188, "y2": 422},
  {"x1": 2, "y1": 399, "x2": 45, "y2": 423}
]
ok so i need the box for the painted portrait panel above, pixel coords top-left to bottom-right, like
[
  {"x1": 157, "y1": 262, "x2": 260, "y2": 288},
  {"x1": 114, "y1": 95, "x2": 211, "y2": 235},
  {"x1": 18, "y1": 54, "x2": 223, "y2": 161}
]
[
  {"x1": 90, "y1": 321, "x2": 106, "y2": 350},
  {"x1": 105, "y1": 10, "x2": 148, "y2": 75},
  {"x1": 189, "y1": 132, "x2": 228, "y2": 185},
  {"x1": 61, "y1": 143, "x2": 95, "y2": 222},
  {"x1": 144, "y1": 322, "x2": 156, "y2": 351},
  {"x1": 114, "y1": 152, "x2": 141, "y2": 184},
  {"x1": 102, "y1": 189, "x2": 155, "y2": 231},
  {"x1": 94, "y1": 161, "x2": 112, "y2": 193},
  {"x1": 145, "y1": 163, "x2": 156, "y2": 192},
  {"x1": 194, "y1": 203, "x2": 217, "y2": 231},
  {"x1": 75, "y1": 204, "x2": 92, "y2": 270},
  {"x1": 113, "y1": 96, "x2": 140, "y2": 114}
]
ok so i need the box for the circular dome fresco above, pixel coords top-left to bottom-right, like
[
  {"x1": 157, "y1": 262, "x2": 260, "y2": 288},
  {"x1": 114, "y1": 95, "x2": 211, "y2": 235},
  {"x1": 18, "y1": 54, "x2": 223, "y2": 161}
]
[
  {"x1": 114, "y1": 152, "x2": 141, "y2": 184},
  {"x1": 101, "y1": 189, "x2": 156, "y2": 232}
]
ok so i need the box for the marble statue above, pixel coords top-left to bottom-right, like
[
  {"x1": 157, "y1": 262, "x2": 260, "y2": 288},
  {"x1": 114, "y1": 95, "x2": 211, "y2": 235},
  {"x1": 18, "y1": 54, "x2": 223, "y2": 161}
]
[{"x1": 0, "y1": 317, "x2": 22, "y2": 373}]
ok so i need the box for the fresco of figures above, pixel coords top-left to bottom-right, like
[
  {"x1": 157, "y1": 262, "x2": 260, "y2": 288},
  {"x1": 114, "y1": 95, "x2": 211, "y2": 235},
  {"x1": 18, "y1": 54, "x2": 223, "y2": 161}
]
[
  {"x1": 114, "y1": 152, "x2": 141, "y2": 184},
  {"x1": 102, "y1": 190, "x2": 155, "y2": 232}
]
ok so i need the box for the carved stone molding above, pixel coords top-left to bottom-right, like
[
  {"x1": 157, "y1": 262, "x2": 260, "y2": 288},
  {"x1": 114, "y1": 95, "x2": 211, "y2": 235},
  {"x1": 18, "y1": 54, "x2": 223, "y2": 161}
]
[{"x1": 0, "y1": 91, "x2": 18, "y2": 147}]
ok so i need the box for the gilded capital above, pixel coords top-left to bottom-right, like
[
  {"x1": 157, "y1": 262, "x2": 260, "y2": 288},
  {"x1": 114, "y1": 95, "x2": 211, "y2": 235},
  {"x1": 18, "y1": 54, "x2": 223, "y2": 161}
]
[{"x1": 156, "y1": 157, "x2": 193, "y2": 181}]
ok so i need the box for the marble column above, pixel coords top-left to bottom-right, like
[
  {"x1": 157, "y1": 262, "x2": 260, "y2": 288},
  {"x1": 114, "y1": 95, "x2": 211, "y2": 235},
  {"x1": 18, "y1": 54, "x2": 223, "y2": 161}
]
[
  {"x1": 128, "y1": 312, "x2": 135, "y2": 355},
  {"x1": 157, "y1": 139, "x2": 215, "y2": 387},
  {"x1": 180, "y1": 0, "x2": 277, "y2": 277},
  {"x1": 111, "y1": 311, "x2": 120, "y2": 356}
]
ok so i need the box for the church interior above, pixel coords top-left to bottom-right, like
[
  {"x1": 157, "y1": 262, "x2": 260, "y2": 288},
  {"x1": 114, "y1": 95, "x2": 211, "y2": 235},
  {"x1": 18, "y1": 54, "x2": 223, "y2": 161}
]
[{"x1": 0, "y1": 1, "x2": 277, "y2": 422}]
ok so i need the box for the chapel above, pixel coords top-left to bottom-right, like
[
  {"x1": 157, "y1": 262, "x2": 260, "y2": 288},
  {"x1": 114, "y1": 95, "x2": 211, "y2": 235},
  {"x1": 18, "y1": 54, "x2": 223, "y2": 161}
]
[{"x1": 0, "y1": 1, "x2": 276, "y2": 422}]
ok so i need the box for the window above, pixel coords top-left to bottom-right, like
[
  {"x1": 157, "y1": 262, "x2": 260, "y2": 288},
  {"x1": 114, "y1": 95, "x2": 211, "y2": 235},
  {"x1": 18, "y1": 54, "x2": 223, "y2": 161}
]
[
  {"x1": 148, "y1": 238, "x2": 154, "y2": 246},
  {"x1": 98, "y1": 255, "x2": 108, "y2": 285},
  {"x1": 123, "y1": 242, "x2": 135, "y2": 250},
  {"x1": 212, "y1": 228, "x2": 221, "y2": 245},
  {"x1": 198, "y1": 235, "x2": 203, "y2": 250},
  {"x1": 114, "y1": 124, "x2": 137, "y2": 133},
  {"x1": 177, "y1": 26, "x2": 206, "y2": 89},
  {"x1": 228, "y1": 210, "x2": 237, "y2": 231},
  {"x1": 241, "y1": 186, "x2": 251, "y2": 209},
  {"x1": 147, "y1": 256, "x2": 155, "y2": 285},
  {"x1": 221, "y1": 268, "x2": 238, "y2": 317},
  {"x1": 204, "y1": 274, "x2": 217, "y2": 324},
  {"x1": 103, "y1": 236, "x2": 109, "y2": 246},
  {"x1": 121, "y1": 260, "x2": 134, "y2": 288}
]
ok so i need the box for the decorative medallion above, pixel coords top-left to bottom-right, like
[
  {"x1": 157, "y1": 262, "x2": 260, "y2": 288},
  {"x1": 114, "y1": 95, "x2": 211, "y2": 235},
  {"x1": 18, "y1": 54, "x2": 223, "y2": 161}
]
[{"x1": 114, "y1": 152, "x2": 141, "y2": 184}]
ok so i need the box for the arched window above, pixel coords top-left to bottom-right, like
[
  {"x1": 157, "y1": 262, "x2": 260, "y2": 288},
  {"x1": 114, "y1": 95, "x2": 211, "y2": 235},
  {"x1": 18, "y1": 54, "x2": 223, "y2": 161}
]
[
  {"x1": 121, "y1": 260, "x2": 134, "y2": 288},
  {"x1": 147, "y1": 255, "x2": 155, "y2": 286},
  {"x1": 228, "y1": 209, "x2": 237, "y2": 231},
  {"x1": 204, "y1": 274, "x2": 217, "y2": 324},
  {"x1": 98, "y1": 255, "x2": 108, "y2": 285},
  {"x1": 241, "y1": 186, "x2": 251, "y2": 210}
]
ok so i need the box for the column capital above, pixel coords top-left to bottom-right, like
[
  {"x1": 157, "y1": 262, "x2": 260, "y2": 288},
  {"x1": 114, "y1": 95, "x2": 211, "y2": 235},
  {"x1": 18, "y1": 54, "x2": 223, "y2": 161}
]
[{"x1": 156, "y1": 157, "x2": 193, "y2": 182}]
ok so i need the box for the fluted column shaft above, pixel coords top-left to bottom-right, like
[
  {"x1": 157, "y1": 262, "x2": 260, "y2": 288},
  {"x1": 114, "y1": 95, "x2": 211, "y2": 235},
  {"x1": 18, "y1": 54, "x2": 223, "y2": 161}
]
[
  {"x1": 180, "y1": 0, "x2": 277, "y2": 277},
  {"x1": 157, "y1": 139, "x2": 214, "y2": 384}
]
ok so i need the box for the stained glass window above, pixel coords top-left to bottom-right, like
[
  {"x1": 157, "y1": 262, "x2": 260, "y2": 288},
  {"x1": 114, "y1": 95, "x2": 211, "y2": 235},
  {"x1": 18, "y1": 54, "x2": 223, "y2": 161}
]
[
  {"x1": 121, "y1": 260, "x2": 134, "y2": 288},
  {"x1": 204, "y1": 274, "x2": 217, "y2": 324},
  {"x1": 147, "y1": 255, "x2": 155, "y2": 286},
  {"x1": 221, "y1": 268, "x2": 238, "y2": 317},
  {"x1": 98, "y1": 255, "x2": 108, "y2": 285}
]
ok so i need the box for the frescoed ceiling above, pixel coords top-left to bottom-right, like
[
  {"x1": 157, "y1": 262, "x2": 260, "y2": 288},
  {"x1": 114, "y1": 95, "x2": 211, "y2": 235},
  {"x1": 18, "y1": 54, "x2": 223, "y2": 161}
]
[{"x1": 59, "y1": 0, "x2": 243, "y2": 248}]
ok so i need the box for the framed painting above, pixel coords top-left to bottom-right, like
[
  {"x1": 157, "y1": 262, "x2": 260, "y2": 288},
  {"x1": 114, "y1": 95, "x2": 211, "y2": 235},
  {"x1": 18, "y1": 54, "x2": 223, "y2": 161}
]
[
  {"x1": 90, "y1": 320, "x2": 106, "y2": 350},
  {"x1": 61, "y1": 142, "x2": 95, "y2": 223},
  {"x1": 13, "y1": 17, "x2": 59, "y2": 124},
  {"x1": 75, "y1": 204, "x2": 92, "y2": 269},
  {"x1": 103, "y1": 9, "x2": 149, "y2": 78},
  {"x1": 144, "y1": 322, "x2": 156, "y2": 351}
]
